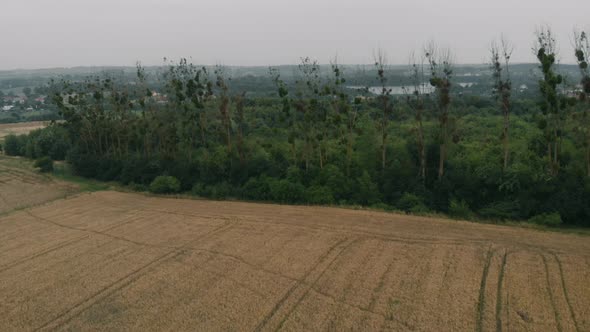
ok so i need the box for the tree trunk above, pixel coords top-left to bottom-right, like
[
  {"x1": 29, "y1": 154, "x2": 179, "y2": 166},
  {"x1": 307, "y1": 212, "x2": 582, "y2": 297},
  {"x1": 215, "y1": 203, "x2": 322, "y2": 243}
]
[
  {"x1": 547, "y1": 142, "x2": 553, "y2": 175},
  {"x1": 438, "y1": 143, "x2": 445, "y2": 179},
  {"x1": 305, "y1": 136, "x2": 310, "y2": 171},
  {"x1": 347, "y1": 128, "x2": 353, "y2": 177},
  {"x1": 291, "y1": 140, "x2": 296, "y2": 166},
  {"x1": 417, "y1": 110, "x2": 425, "y2": 181},
  {"x1": 438, "y1": 115, "x2": 448, "y2": 180},
  {"x1": 502, "y1": 107, "x2": 510, "y2": 170},
  {"x1": 319, "y1": 147, "x2": 323, "y2": 169},
  {"x1": 381, "y1": 124, "x2": 386, "y2": 171},
  {"x1": 553, "y1": 128, "x2": 558, "y2": 176},
  {"x1": 199, "y1": 113, "x2": 207, "y2": 147}
]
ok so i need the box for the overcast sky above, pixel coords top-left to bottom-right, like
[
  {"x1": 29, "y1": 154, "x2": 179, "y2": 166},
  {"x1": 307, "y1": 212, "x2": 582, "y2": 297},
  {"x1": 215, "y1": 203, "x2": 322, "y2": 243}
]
[{"x1": 1, "y1": 0, "x2": 589, "y2": 70}]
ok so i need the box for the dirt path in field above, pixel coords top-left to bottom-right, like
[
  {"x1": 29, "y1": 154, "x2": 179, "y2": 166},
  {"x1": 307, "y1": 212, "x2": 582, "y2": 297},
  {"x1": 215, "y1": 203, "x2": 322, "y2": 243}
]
[{"x1": 0, "y1": 191, "x2": 588, "y2": 331}]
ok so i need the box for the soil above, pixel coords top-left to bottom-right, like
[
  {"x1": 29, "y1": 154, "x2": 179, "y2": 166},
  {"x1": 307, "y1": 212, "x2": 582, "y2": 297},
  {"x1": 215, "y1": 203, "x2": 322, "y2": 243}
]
[{"x1": 0, "y1": 189, "x2": 588, "y2": 331}]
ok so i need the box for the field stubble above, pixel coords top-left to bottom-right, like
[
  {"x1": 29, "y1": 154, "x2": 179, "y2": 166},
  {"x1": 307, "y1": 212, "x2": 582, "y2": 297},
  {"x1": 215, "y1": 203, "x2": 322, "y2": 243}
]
[{"x1": 0, "y1": 159, "x2": 588, "y2": 331}]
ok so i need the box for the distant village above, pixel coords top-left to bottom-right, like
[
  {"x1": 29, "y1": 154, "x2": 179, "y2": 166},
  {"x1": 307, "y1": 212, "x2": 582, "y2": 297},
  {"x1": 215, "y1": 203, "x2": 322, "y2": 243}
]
[{"x1": 1, "y1": 94, "x2": 46, "y2": 112}]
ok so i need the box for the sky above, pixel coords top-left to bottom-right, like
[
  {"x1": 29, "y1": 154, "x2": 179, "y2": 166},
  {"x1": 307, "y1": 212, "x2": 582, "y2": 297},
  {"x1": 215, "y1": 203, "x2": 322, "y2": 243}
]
[{"x1": 1, "y1": 0, "x2": 589, "y2": 70}]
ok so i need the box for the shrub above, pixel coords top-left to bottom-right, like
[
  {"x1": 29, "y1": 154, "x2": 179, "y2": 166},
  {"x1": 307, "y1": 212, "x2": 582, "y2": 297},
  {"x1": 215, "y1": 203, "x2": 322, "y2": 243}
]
[
  {"x1": 285, "y1": 166, "x2": 302, "y2": 184},
  {"x1": 241, "y1": 176, "x2": 271, "y2": 201},
  {"x1": 66, "y1": 149, "x2": 99, "y2": 178},
  {"x1": 306, "y1": 185, "x2": 335, "y2": 205},
  {"x1": 190, "y1": 182, "x2": 232, "y2": 199},
  {"x1": 3, "y1": 134, "x2": 22, "y2": 156},
  {"x1": 149, "y1": 175, "x2": 181, "y2": 194},
  {"x1": 371, "y1": 202, "x2": 393, "y2": 211},
  {"x1": 397, "y1": 192, "x2": 429, "y2": 213},
  {"x1": 448, "y1": 198, "x2": 474, "y2": 220},
  {"x1": 128, "y1": 182, "x2": 148, "y2": 192},
  {"x1": 317, "y1": 165, "x2": 351, "y2": 200},
  {"x1": 191, "y1": 183, "x2": 208, "y2": 197},
  {"x1": 269, "y1": 179, "x2": 305, "y2": 203},
  {"x1": 34, "y1": 156, "x2": 54, "y2": 173},
  {"x1": 356, "y1": 171, "x2": 381, "y2": 205},
  {"x1": 209, "y1": 182, "x2": 232, "y2": 200},
  {"x1": 528, "y1": 212, "x2": 563, "y2": 227},
  {"x1": 478, "y1": 200, "x2": 521, "y2": 220}
]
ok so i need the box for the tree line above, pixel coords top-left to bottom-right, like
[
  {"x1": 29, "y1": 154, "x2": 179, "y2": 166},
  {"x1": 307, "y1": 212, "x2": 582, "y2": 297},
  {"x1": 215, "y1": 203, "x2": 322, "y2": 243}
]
[{"x1": 3, "y1": 27, "x2": 590, "y2": 227}]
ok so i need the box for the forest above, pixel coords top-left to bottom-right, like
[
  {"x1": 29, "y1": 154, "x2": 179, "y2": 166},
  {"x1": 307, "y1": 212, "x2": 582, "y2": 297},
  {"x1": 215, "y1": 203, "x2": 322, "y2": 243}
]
[{"x1": 3, "y1": 27, "x2": 590, "y2": 227}]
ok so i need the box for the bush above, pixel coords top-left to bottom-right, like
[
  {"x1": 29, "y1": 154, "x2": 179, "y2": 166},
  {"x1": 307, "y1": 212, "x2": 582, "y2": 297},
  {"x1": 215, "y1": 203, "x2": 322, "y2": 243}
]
[
  {"x1": 478, "y1": 200, "x2": 521, "y2": 220},
  {"x1": 209, "y1": 182, "x2": 232, "y2": 200},
  {"x1": 4, "y1": 134, "x2": 22, "y2": 156},
  {"x1": 128, "y1": 182, "x2": 148, "y2": 192},
  {"x1": 316, "y1": 165, "x2": 351, "y2": 201},
  {"x1": 241, "y1": 176, "x2": 271, "y2": 201},
  {"x1": 149, "y1": 175, "x2": 181, "y2": 194},
  {"x1": 448, "y1": 198, "x2": 474, "y2": 220},
  {"x1": 528, "y1": 212, "x2": 563, "y2": 227},
  {"x1": 397, "y1": 192, "x2": 430, "y2": 213},
  {"x1": 356, "y1": 171, "x2": 381, "y2": 205},
  {"x1": 371, "y1": 202, "x2": 393, "y2": 211},
  {"x1": 191, "y1": 182, "x2": 208, "y2": 197},
  {"x1": 269, "y1": 179, "x2": 305, "y2": 203},
  {"x1": 34, "y1": 156, "x2": 54, "y2": 173},
  {"x1": 66, "y1": 149, "x2": 99, "y2": 178},
  {"x1": 190, "y1": 182, "x2": 232, "y2": 199},
  {"x1": 306, "y1": 185, "x2": 335, "y2": 205}
]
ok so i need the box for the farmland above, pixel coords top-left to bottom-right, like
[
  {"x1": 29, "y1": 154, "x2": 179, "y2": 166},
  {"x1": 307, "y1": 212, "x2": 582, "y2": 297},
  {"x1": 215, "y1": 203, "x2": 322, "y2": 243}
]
[
  {"x1": 0, "y1": 156, "x2": 78, "y2": 215},
  {"x1": 0, "y1": 121, "x2": 47, "y2": 141},
  {"x1": 0, "y1": 158, "x2": 588, "y2": 331}
]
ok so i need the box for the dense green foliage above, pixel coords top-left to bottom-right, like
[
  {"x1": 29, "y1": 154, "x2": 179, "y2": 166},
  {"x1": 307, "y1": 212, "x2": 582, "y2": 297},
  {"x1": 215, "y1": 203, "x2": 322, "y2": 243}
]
[
  {"x1": 5, "y1": 47, "x2": 590, "y2": 228},
  {"x1": 149, "y1": 176, "x2": 181, "y2": 194},
  {"x1": 33, "y1": 156, "x2": 53, "y2": 173},
  {"x1": 528, "y1": 212, "x2": 563, "y2": 227},
  {"x1": 3, "y1": 126, "x2": 69, "y2": 160}
]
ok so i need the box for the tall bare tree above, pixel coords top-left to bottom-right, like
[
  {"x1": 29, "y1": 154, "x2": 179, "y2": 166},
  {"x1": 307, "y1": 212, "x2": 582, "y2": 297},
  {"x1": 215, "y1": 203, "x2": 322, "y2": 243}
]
[
  {"x1": 295, "y1": 57, "x2": 322, "y2": 171},
  {"x1": 327, "y1": 58, "x2": 358, "y2": 176},
  {"x1": 374, "y1": 49, "x2": 393, "y2": 171},
  {"x1": 490, "y1": 37, "x2": 513, "y2": 170},
  {"x1": 164, "y1": 58, "x2": 212, "y2": 159},
  {"x1": 404, "y1": 52, "x2": 428, "y2": 181},
  {"x1": 574, "y1": 30, "x2": 590, "y2": 176},
  {"x1": 534, "y1": 26, "x2": 563, "y2": 176},
  {"x1": 233, "y1": 92, "x2": 247, "y2": 166},
  {"x1": 425, "y1": 42, "x2": 454, "y2": 179},
  {"x1": 215, "y1": 66, "x2": 232, "y2": 155},
  {"x1": 269, "y1": 67, "x2": 297, "y2": 165}
]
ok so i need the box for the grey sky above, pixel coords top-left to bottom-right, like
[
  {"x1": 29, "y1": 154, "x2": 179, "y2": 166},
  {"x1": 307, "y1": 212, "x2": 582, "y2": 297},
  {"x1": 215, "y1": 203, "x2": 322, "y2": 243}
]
[{"x1": 1, "y1": 0, "x2": 589, "y2": 70}]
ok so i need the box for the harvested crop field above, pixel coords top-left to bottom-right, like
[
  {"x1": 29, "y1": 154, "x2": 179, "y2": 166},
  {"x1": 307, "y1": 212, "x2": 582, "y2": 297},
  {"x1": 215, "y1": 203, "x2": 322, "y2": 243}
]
[
  {"x1": 0, "y1": 121, "x2": 47, "y2": 140},
  {"x1": 0, "y1": 156, "x2": 78, "y2": 215},
  {"x1": 1, "y1": 192, "x2": 589, "y2": 331}
]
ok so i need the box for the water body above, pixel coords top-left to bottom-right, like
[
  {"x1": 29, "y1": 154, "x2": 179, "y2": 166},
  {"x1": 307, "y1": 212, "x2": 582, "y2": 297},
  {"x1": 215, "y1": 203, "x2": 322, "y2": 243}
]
[
  {"x1": 347, "y1": 84, "x2": 434, "y2": 95},
  {"x1": 347, "y1": 83, "x2": 476, "y2": 95}
]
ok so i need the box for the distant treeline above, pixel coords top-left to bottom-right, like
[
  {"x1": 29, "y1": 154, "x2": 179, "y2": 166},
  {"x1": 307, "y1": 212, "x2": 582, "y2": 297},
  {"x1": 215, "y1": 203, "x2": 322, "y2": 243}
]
[{"x1": 4, "y1": 27, "x2": 590, "y2": 227}]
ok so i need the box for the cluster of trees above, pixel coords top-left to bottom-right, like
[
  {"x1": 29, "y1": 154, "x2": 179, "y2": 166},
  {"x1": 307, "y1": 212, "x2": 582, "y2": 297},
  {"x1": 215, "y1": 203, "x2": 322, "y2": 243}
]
[
  {"x1": 3, "y1": 125, "x2": 69, "y2": 160},
  {"x1": 4, "y1": 28, "x2": 590, "y2": 227}
]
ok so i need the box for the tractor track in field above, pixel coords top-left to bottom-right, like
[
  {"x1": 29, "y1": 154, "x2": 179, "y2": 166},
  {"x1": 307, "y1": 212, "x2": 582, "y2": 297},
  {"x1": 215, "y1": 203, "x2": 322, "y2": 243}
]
[
  {"x1": 253, "y1": 236, "x2": 357, "y2": 332},
  {"x1": 0, "y1": 188, "x2": 588, "y2": 331},
  {"x1": 551, "y1": 252, "x2": 580, "y2": 332}
]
